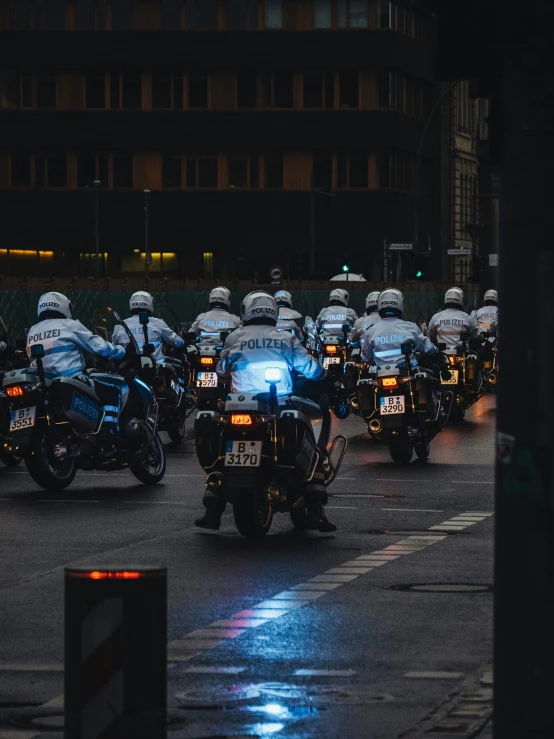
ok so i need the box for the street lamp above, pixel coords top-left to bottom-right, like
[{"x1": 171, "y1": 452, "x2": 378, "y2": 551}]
[{"x1": 92, "y1": 180, "x2": 101, "y2": 279}]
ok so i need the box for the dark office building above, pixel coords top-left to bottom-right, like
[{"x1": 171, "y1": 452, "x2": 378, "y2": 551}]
[{"x1": 0, "y1": 0, "x2": 442, "y2": 281}]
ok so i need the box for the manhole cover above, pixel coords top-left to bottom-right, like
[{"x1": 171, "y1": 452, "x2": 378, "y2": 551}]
[{"x1": 392, "y1": 583, "x2": 492, "y2": 594}]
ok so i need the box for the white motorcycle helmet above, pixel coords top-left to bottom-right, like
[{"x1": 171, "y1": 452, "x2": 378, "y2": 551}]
[
  {"x1": 365, "y1": 291, "x2": 380, "y2": 311},
  {"x1": 484, "y1": 289, "x2": 498, "y2": 304},
  {"x1": 329, "y1": 288, "x2": 349, "y2": 307},
  {"x1": 378, "y1": 289, "x2": 404, "y2": 317},
  {"x1": 209, "y1": 286, "x2": 231, "y2": 309},
  {"x1": 37, "y1": 291, "x2": 72, "y2": 319},
  {"x1": 275, "y1": 290, "x2": 293, "y2": 308},
  {"x1": 241, "y1": 291, "x2": 279, "y2": 324},
  {"x1": 445, "y1": 287, "x2": 464, "y2": 308},
  {"x1": 130, "y1": 291, "x2": 154, "y2": 314}
]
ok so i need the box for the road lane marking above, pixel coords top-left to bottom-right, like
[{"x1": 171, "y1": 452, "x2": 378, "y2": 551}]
[
  {"x1": 0, "y1": 731, "x2": 40, "y2": 738},
  {"x1": 166, "y1": 512, "x2": 493, "y2": 665},
  {"x1": 327, "y1": 506, "x2": 358, "y2": 509},
  {"x1": 405, "y1": 671, "x2": 464, "y2": 679},
  {"x1": 294, "y1": 669, "x2": 357, "y2": 677},
  {"x1": 37, "y1": 499, "x2": 100, "y2": 504},
  {"x1": 382, "y1": 508, "x2": 444, "y2": 512},
  {"x1": 0, "y1": 663, "x2": 63, "y2": 672},
  {"x1": 184, "y1": 666, "x2": 247, "y2": 674},
  {"x1": 123, "y1": 501, "x2": 189, "y2": 505},
  {"x1": 375, "y1": 479, "x2": 432, "y2": 483},
  {"x1": 451, "y1": 481, "x2": 494, "y2": 484}
]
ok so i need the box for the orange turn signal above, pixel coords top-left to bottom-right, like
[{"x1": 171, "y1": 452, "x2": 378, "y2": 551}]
[
  {"x1": 6, "y1": 386, "x2": 24, "y2": 397},
  {"x1": 200, "y1": 357, "x2": 214, "y2": 365},
  {"x1": 326, "y1": 345, "x2": 337, "y2": 354},
  {"x1": 87, "y1": 571, "x2": 142, "y2": 580},
  {"x1": 231, "y1": 414, "x2": 253, "y2": 425},
  {"x1": 382, "y1": 377, "x2": 398, "y2": 388}
]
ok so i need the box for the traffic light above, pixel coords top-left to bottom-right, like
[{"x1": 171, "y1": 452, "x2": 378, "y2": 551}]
[
  {"x1": 416, "y1": 269, "x2": 423, "y2": 278},
  {"x1": 342, "y1": 263, "x2": 350, "y2": 273}
]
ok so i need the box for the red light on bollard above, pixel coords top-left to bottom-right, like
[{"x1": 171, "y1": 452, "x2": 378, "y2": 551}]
[{"x1": 65, "y1": 565, "x2": 167, "y2": 739}]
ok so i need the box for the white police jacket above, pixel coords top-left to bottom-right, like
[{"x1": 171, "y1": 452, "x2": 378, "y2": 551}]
[
  {"x1": 276, "y1": 307, "x2": 304, "y2": 336},
  {"x1": 361, "y1": 317, "x2": 437, "y2": 369},
  {"x1": 217, "y1": 325, "x2": 325, "y2": 396},
  {"x1": 112, "y1": 316, "x2": 184, "y2": 364},
  {"x1": 26, "y1": 318, "x2": 125, "y2": 381},
  {"x1": 428, "y1": 309, "x2": 479, "y2": 351},
  {"x1": 190, "y1": 308, "x2": 241, "y2": 346},
  {"x1": 316, "y1": 306, "x2": 359, "y2": 338},
  {"x1": 474, "y1": 305, "x2": 498, "y2": 333},
  {"x1": 350, "y1": 312, "x2": 380, "y2": 343}
]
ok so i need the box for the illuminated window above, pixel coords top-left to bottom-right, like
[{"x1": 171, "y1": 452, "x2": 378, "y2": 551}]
[{"x1": 264, "y1": 0, "x2": 283, "y2": 28}]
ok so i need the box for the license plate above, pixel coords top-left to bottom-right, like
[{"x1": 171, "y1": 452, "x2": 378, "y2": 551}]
[
  {"x1": 197, "y1": 372, "x2": 217, "y2": 388},
  {"x1": 10, "y1": 406, "x2": 36, "y2": 432},
  {"x1": 225, "y1": 440, "x2": 262, "y2": 467},
  {"x1": 441, "y1": 369, "x2": 459, "y2": 385},
  {"x1": 380, "y1": 395, "x2": 405, "y2": 415},
  {"x1": 323, "y1": 357, "x2": 341, "y2": 366}
]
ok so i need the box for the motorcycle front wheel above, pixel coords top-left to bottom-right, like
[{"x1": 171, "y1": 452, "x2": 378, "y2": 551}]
[
  {"x1": 130, "y1": 433, "x2": 166, "y2": 484},
  {"x1": 25, "y1": 426, "x2": 76, "y2": 491},
  {"x1": 233, "y1": 492, "x2": 273, "y2": 538}
]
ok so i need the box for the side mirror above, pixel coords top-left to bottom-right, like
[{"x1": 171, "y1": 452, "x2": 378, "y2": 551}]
[
  {"x1": 112, "y1": 310, "x2": 123, "y2": 323},
  {"x1": 99, "y1": 307, "x2": 112, "y2": 317},
  {"x1": 401, "y1": 339, "x2": 416, "y2": 356},
  {"x1": 139, "y1": 311, "x2": 150, "y2": 326},
  {"x1": 220, "y1": 331, "x2": 230, "y2": 343},
  {"x1": 460, "y1": 332, "x2": 469, "y2": 342},
  {"x1": 437, "y1": 342, "x2": 447, "y2": 351},
  {"x1": 30, "y1": 343, "x2": 45, "y2": 359},
  {"x1": 342, "y1": 324, "x2": 351, "y2": 334}
]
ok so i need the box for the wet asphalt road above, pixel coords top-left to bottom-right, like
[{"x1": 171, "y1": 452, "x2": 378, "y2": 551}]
[{"x1": 0, "y1": 396, "x2": 495, "y2": 739}]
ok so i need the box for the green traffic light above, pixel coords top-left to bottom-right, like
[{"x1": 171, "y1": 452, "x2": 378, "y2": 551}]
[
  {"x1": 342, "y1": 264, "x2": 349, "y2": 273},
  {"x1": 416, "y1": 270, "x2": 423, "y2": 278}
]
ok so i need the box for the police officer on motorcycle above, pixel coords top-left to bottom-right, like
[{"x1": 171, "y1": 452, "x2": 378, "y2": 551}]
[
  {"x1": 473, "y1": 289, "x2": 498, "y2": 334},
  {"x1": 112, "y1": 291, "x2": 184, "y2": 362},
  {"x1": 191, "y1": 287, "x2": 241, "y2": 345},
  {"x1": 26, "y1": 292, "x2": 126, "y2": 433},
  {"x1": 316, "y1": 289, "x2": 358, "y2": 339},
  {"x1": 361, "y1": 289, "x2": 443, "y2": 376},
  {"x1": 274, "y1": 290, "x2": 304, "y2": 338},
  {"x1": 428, "y1": 288, "x2": 479, "y2": 350},
  {"x1": 350, "y1": 291, "x2": 381, "y2": 343},
  {"x1": 195, "y1": 291, "x2": 337, "y2": 534}
]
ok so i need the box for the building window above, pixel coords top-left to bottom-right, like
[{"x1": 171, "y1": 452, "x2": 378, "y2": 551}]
[
  {"x1": 86, "y1": 71, "x2": 106, "y2": 108},
  {"x1": 111, "y1": 0, "x2": 131, "y2": 30},
  {"x1": 378, "y1": 152, "x2": 391, "y2": 187},
  {"x1": 226, "y1": 0, "x2": 258, "y2": 29},
  {"x1": 121, "y1": 72, "x2": 142, "y2": 109},
  {"x1": 36, "y1": 73, "x2": 57, "y2": 108},
  {"x1": 10, "y1": 154, "x2": 32, "y2": 187},
  {"x1": 262, "y1": 71, "x2": 293, "y2": 108},
  {"x1": 10, "y1": 0, "x2": 30, "y2": 29},
  {"x1": 338, "y1": 0, "x2": 368, "y2": 28},
  {"x1": 77, "y1": 154, "x2": 96, "y2": 187},
  {"x1": 153, "y1": 72, "x2": 183, "y2": 109},
  {"x1": 186, "y1": 157, "x2": 218, "y2": 188},
  {"x1": 228, "y1": 153, "x2": 259, "y2": 188},
  {"x1": 36, "y1": 154, "x2": 67, "y2": 188},
  {"x1": 339, "y1": 71, "x2": 359, "y2": 108},
  {"x1": 337, "y1": 153, "x2": 368, "y2": 188},
  {"x1": 264, "y1": 0, "x2": 283, "y2": 28},
  {"x1": 186, "y1": 0, "x2": 217, "y2": 28},
  {"x1": 313, "y1": 0, "x2": 332, "y2": 28},
  {"x1": 162, "y1": 155, "x2": 182, "y2": 187},
  {"x1": 113, "y1": 155, "x2": 133, "y2": 187},
  {"x1": 188, "y1": 72, "x2": 208, "y2": 108},
  {"x1": 163, "y1": 0, "x2": 182, "y2": 29},
  {"x1": 313, "y1": 152, "x2": 332, "y2": 189},
  {"x1": 303, "y1": 71, "x2": 334, "y2": 109},
  {"x1": 378, "y1": 150, "x2": 415, "y2": 190},
  {"x1": 75, "y1": 0, "x2": 95, "y2": 29},
  {"x1": 380, "y1": 0, "x2": 421, "y2": 38},
  {"x1": 237, "y1": 71, "x2": 258, "y2": 108},
  {"x1": 264, "y1": 152, "x2": 283, "y2": 188}
]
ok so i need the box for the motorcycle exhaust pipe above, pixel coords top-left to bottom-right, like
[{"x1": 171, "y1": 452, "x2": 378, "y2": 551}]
[
  {"x1": 488, "y1": 372, "x2": 497, "y2": 385},
  {"x1": 206, "y1": 471, "x2": 225, "y2": 497},
  {"x1": 369, "y1": 419, "x2": 382, "y2": 433}
]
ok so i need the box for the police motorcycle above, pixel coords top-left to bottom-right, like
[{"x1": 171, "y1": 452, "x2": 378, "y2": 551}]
[
  {"x1": 0, "y1": 309, "x2": 166, "y2": 491},
  {"x1": 186, "y1": 332, "x2": 229, "y2": 412},
  {"x1": 441, "y1": 332, "x2": 487, "y2": 422},
  {"x1": 0, "y1": 322, "x2": 30, "y2": 467},
  {"x1": 481, "y1": 331, "x2": 498, "y2": 390},
  {"x1": 131, "y1": 311, "x2": 191, "y2": 443},
  {"x1": 195, "y1": 359, "x2": 347, "y2": 538},
  {"x1": 318, "y1": 324, "x2": 352, "y2": 420},
  {"x1": 356, "y1": 340, "x2": 453, "y2": 463}
]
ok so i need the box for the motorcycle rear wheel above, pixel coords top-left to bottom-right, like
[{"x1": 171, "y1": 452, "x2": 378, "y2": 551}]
[
  {"x1": 233, "y1": 493, "x2": 273, "y2": 538},
  {"x1": 25, "y1": 426, "x2": 76, "y2": 491},
  {"x1": 390, "y1": 440, "x2": 413, "y2": 464},
  {"x1": 333, "y1": 401, "x2": 350, "y2": 420},
  {"x1": 0, "y1": 448, "x2": 22, "y2": 467},
  {"x1": 166, "y1": 415, "x2": 186, "y2": 444},
  {"x1": 130, "y1": 434, "x2": 166, "y2": 485}
]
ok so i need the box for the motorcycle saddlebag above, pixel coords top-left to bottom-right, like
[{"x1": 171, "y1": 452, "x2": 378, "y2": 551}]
[
  {"x1": 195, "y1": 411, "x2": 224, "y2": 469},
  {"x1": 277, "y1": 412, "x2": 316, "y2": 476},
  {"x1": 344, "y1": 362, "x2": 359, "y2": 392},
  {"x1": 465, "y1": 354, "x2": 481, "y2": 388},
  {"x1": 413, "y1": 371, "x2": 437, "y2": 416},
  {"x1": 357, "y1": 380, "x2": 377, "y2": 414},
  {"x1": 50, "y1": 378, "x2": 101, "y2": 431}
]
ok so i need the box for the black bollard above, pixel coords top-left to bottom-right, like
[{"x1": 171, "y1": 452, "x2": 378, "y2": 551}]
[{"x1": 64, "y1": 566, "x2": 167, "y2": 739}]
